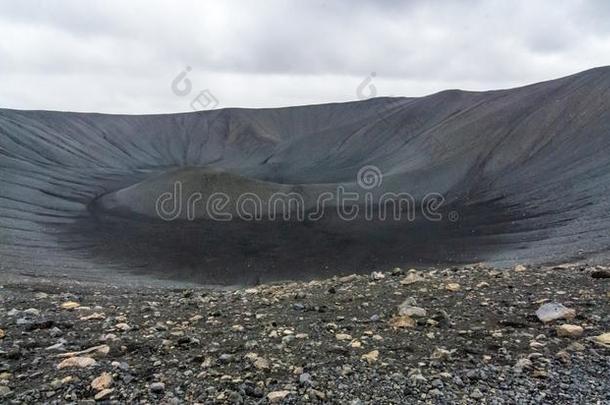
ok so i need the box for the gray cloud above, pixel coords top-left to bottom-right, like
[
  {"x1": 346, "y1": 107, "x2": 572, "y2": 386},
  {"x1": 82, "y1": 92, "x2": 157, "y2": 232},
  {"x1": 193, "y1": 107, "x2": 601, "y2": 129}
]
[{"x1": 0, "y1": 0, "x2": 609, "y2": 113}]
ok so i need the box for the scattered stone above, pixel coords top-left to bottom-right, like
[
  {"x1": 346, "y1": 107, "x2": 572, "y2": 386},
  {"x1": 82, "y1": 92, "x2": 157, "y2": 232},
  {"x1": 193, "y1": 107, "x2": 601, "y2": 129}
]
[
  {"x1": 431, "y1": 347, "x2": 454, "y2": 361},
  {"x1": 80, "y1": 313, "x2": 105, "y2": 321},
  {"x1": 398, "y1": 298, "x2": 427, "y2": 317},
  {"x1": 408, "y1": 370, "x2": 428, "y2": 386},
  {"x1": 390, "y1": 267, "x2": 404, "y2": 276},
  {"x1": 567, "y1": 342, "x2": 586, "y2": 352},
  {"x1": 535, "y1": 302, "x2": 576, "y2": 323},
  {"x1": 514, "y1": 264, "x2": 527, "y2": 272},
  {"x1": 57, "y1": 356, "x2": 96, "y2": 369},
  {"x1": 16, "y1": 317, "x2": 31, "y2": 326},
  {"x1": 370, "y1": 271, "x2": 385, "y2": 280},
  {"x1": 400, "y1": 272, "x2": 424, "y2": 285},
  {"x1": 189, "y1": 314, "x2": 204, "y2": 322},
  {"x1": 299, "y1": 372, "x2": 312, "y2": 386},
  {"x1": 114, "y1": 323, "x2": 131, "y2": 331},
  {"x1": 267, "y1": 390, "x2": 291, "y2": 402},
  {"x1": 46, "y1": 342, "x2": 66, "y2": 351},
  {"x1": 149, "y1": 382, "x2": 165, "y2": 393},
  {"x1": 231, "y1": 324, "x2": 245, "y2": 332},
  {"x1": 111, "y1": 361, "x2": 129, "y2": 371},
  {"x1": 91, "y1": 372, "x2": 113, "y2": 391},
  {"x1": 1, "y1": 263, "x2": 609, "y2": 402},
  {"x1": 361, "y1": 350, "x2": 379, "y2": 364},
  {"x1": 445, "y1": 283, "x2": 461, "y2": 292},
  {"x1": 556, "y1": 350, "x2": 571, "y2": 364},
  {"x1": 0, "y1": 329, "x2": 4, "y2": 339},
  {"x1": 389, "y1": 315, "x2": 415, "y2": 329},
  {"x1": 338, "y1": 274, "x2": 358, "y2": 283},
  {"x1": 23, "y1": 308, "x2": 40, "y2": 316},
  {"x1": 400, "y1": 306, "x2": 426, "y2": 317},
  {"x1": 253, "y1": 357, "x2": 270, "y2": 371},
  {"x1": 470, "y1": 388, "x2": 484, "y2": 399},
  {"x1": 556, "y1": 324, "x2": 584, "y2": 338},
  {"x1": 49, "y1": 327, "x2": 63, "y2": 337},
  {"x1": 594, "y1": 332, "x2": 610, "y2": 347},
  {"x1": 218, "y1": 354, "x2": 233, "y2": 363},
  {"x1": 60, "y1": 301, "x2": 80, "y2": 310},
  {"x1": 335, "y1": 333, "x2": 352, "y2": 341},
  {"x1": 94, "y1": 388, "x2": 114, "y2": 401},
  {"x1": 100, "y1": 333, "x2": 118, "y2": 342},
  {"x1": 56, "y1": 344, "x2": 109, "y2": 358},
  {"x1": 532, "y1": 369, "x2": 548, "y2": 379},
  {"x1": 514, "y1": 358, "x2": 533, "y2": 373},
  {"x1": 308, "y1": 388, "x2": 325, "y2": 400},
  {"x1": 591, "y1": 269, "x2": 610, "y2": 278}
]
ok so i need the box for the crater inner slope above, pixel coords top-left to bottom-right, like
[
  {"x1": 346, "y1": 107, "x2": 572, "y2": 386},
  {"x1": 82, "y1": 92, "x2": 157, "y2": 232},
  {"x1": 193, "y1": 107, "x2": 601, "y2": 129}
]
[{"x1": 2, "y1": 67, "x2": 610, "y2": 285}]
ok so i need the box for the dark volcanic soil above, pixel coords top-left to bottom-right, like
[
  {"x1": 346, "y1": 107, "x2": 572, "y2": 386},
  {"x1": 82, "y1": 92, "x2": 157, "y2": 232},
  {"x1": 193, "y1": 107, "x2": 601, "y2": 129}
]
[{"x1": 0, "y1": 264, "x2": 608, "y2": 404}]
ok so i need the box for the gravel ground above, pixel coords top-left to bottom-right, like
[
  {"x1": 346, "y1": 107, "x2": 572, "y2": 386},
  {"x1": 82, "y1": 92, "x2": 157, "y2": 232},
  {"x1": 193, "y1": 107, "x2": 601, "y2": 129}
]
[{"x1": 0, "y1": 264, "x2": 609, "y2": 404}]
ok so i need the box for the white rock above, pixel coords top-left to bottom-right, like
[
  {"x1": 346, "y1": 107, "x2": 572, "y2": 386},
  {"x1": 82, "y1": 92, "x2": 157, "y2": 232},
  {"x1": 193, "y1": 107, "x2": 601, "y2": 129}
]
[
  {"x1": 335, "y1": 333, "x2": 352, "y2": 341},
  {"x1": 56, "y1": 344, "x2": 109, "y2": 358},
  {"x1": 267, "y1": 390, "x2": 291, "y2": 402},
  {"x1": 514, "y1": 264, "x2": 527, "y2": 272},
  {"x1": 253, "y1": 357, "x2": 270, "y2": 370},
  {"x1": 94, "y1": 388, "x2": 114, "y2": 400},
  {"x1": 24, "y1": 308, "x2": 40, "y2": 316},
  {"x1": 361, "y1": 350, "x2": 379, "y2": 364},
  {"x1": 80, "y1": 313, "x2": 105, "y2": 321},
  {"x1": 397, "y1": 298, "x2": 427, "y2": 317},
  {"x1": 400, "y1": 273, "x2": 424, "y2": 285},
  {"x1": 535, "y1": 303, "x2": 576, "y2": 323},
  {"x1": 556, "y1": 324, "x2": 583, "y2": 338},
  {"x1": 338, "y1": 274, "x2": 358, "y2": 283},
  {"x1": 60, "y1": 301, "x2": 80, "y2": 310},
  {"x1": 57, "y1": 356, "x2": 96, "y2": 369},
  {"x1": 513, "y1": 358, "x2": 532, "y2": 373},
  {"x1": 244, "y1": 352, "x2": 259, "y2": 362},
  {"x1": 594, "y1": 332, "x2": 610, "y2": 347},
  {"x1": 45, "y1": 342, "x2": 65, "y2": 351},
  {"x1": 389, "y1": 315, "x2": 415, "y2": 329},
  {"x1": 370, "y1": 271, "x2": 385, "y2": 280},
  {"x1": 91, "y1": 372, "x2": 113, "y2": 391},
  {"x1": 445, "y1": 283, "x2": 461, "y2": 292},
  {"x1": 430, "y1": 347, "x2": 454, "y2": 361}
]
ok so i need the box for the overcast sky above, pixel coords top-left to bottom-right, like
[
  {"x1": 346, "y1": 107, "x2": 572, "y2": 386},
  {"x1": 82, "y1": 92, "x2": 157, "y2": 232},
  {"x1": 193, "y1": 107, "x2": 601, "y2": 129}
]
[{"x1": 1, "y1": 0, "x2": 610, "y2": 114}]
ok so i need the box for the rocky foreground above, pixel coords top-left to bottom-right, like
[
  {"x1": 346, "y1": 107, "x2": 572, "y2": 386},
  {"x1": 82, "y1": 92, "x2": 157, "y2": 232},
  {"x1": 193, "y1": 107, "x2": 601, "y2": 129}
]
[{"x1": 0, "y1": 264, "x2": 609, "y2": 404}]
